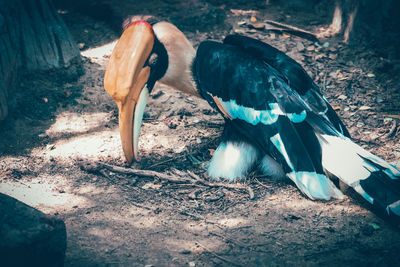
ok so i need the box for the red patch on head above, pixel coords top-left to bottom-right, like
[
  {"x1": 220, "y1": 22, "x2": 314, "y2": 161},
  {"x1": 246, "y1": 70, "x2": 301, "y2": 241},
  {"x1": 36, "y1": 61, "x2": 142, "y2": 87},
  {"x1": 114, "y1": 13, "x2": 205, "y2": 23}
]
[{"x1": 123, "y1": 16, "x2": 153, "y2": 31}]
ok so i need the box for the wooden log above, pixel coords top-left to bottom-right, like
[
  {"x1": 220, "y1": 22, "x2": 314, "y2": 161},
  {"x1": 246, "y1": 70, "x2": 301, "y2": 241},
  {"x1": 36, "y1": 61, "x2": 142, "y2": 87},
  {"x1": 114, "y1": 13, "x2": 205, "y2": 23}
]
[{"x1": 0, "y1": 0, "x2": 81, "y2": 121}]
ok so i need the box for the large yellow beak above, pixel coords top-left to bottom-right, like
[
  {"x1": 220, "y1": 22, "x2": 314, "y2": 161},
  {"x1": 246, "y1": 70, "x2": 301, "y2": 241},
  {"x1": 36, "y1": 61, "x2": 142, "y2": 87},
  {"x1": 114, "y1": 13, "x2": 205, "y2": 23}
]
[{"x1": 104, "y1": 22, "x2": 154, "y2": 164}]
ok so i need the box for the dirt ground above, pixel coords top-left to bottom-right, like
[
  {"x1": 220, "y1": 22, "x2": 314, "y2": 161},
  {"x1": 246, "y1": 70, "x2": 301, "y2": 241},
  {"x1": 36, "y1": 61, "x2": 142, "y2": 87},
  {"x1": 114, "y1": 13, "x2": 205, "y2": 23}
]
[{"x1": 1, "y1": 1, "x2": 400, "y2": 266}]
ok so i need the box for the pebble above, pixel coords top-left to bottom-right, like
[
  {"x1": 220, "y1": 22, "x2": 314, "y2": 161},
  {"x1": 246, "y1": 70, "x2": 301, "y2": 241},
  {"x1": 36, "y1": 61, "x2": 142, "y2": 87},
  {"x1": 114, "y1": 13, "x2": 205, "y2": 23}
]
[{"x1": 296, "y1": 42, "x2": 305, "y2": 51}]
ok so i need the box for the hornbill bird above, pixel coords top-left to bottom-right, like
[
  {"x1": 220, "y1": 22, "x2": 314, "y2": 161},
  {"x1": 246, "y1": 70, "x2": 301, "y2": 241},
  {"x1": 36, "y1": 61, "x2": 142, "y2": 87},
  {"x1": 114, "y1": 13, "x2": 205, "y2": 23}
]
[{"x1": 104, "y1": 19, "x2": 400, "y2": 222}]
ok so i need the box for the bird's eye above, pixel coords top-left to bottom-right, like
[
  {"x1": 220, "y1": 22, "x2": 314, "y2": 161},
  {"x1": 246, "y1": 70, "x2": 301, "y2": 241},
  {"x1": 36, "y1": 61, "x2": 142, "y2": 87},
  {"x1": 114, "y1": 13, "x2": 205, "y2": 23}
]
[{"x1": 148, "y1": 53, "x2": 158, "y2": 66}]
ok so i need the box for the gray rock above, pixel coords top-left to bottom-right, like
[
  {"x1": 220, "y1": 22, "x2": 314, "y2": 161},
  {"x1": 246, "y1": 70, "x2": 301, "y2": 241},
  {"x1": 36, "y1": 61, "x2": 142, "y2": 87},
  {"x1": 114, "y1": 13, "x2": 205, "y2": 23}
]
[{"x1": 0, "y1": 193, "x2": 66, "y2": 267}]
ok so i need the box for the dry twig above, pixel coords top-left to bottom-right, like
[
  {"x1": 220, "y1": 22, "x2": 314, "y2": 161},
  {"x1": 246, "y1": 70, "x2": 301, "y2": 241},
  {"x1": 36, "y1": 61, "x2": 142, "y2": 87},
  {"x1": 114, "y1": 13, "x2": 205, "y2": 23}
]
[
  {"x1": 254, "y1": 178, "x2": 273, "y2": 189},
  {"x1": 78, "y1": 160, "x2": 192, "y2": 183},
  {"x1": 265, "y1": 19, "x2": 319, "y2": 42},
  {"x1": 385, "y1": 120, "x2": 398, "y2": 139},
  {"x1": 78, "y1": 160, "x2": 255, "y2": 199}
]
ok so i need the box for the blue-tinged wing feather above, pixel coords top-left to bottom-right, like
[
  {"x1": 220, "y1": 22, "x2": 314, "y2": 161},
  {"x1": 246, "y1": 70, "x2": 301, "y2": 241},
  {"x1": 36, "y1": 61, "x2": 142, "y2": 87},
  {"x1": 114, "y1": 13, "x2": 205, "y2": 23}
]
[{"x1": 223, "y1": 34, "x2": 350, "y2": 137}]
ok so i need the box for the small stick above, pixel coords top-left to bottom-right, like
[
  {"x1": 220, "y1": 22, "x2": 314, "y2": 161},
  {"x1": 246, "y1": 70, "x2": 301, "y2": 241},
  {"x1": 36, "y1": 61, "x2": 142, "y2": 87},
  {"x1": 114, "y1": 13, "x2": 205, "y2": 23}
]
[
  {"x1": 196, "y1": 241, "x2": 245, "y2": 267},
  {"x1": 131, "y1": 202, "x2": 154, "y2": 211},
  {"x1": 265, "y1": 19, "x2": 319, "y2": 42},
  {"x1": 385, "y1": 120, "x2": 398, "y2": 139},
  {"x1": 78, "y1": 160, "x2": 193, "y2": 183},
  {"x1": 254, "y1": 178, "x2": 272, "y2": 189}
]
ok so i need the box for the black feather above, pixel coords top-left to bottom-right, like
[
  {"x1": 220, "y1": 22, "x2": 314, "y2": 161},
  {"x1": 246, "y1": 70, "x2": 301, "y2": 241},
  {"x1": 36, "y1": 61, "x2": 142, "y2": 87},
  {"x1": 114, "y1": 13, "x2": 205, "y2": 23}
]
[{"x1": 223, "y1": 35, "x2": 350, "y2": 137}]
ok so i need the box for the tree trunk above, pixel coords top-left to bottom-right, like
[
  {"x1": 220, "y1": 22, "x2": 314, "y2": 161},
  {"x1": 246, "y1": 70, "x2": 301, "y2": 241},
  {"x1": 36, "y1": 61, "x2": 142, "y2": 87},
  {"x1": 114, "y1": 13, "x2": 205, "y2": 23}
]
[
  {"x1": 321, "y1": 0, "x2": 399, "y2": 56},
  {"x1": 0, "y1": 0, "x2": 81, "y2": 121}
]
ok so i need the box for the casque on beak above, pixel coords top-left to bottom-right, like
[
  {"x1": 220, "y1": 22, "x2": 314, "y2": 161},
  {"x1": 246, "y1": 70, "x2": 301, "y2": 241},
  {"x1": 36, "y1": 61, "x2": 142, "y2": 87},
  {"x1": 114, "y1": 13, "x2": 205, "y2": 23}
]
[{"x1": 104, "y1": 21, "x2": 154, "y2": 164}]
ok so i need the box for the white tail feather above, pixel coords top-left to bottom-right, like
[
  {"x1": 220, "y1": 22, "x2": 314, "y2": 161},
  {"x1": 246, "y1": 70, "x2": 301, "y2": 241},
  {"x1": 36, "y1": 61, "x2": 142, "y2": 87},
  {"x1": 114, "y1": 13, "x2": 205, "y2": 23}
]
[
  {"x1": 208, "y1": 141, "x2": 259, "y2": 182},
  {"x1": 317, "y1": 134, "x2": 400, "y2": 186}
]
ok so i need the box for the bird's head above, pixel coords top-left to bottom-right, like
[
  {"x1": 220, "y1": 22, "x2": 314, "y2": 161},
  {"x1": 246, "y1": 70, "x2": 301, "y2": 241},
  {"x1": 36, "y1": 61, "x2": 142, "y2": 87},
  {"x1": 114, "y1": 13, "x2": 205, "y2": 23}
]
[{"x1": 104, "y1": 19, "x2": 198, "y2": 164}]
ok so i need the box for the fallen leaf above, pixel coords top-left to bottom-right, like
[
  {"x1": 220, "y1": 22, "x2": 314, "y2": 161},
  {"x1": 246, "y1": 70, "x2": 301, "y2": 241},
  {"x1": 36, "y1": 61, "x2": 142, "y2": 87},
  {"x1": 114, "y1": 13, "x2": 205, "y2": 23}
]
[
  {"x1": 359, "y1": 105, "x2": 371, "y2": 111},
  {"x1": 230, "y1": 9, "x2": 259, "y2": 16},
  {"x1": 332, "y1": 106, "x2": 341, "y2": 111},
  {"x1": 250, "y1": 16, "x2": 257, "y2": 22},
  {"x1": 329, "y1": 53, "x2": 338, "y2": 60},
  {"x1": 367, "y1": 73, "x2": 375, "y2": 78},
  {"x1": 296, "y1": 42, "x2": 305, "y2": 51},
  {"x1": 268, "y1": 195, "x2": 278, "y2": 200},
  {"x1": 282, "y1": 33, "x2": 290, "y2": 38},
  {"x1": 208, "y1": 149, "x2": 215, "y2": 156},
  {"x1": 329, "y1": 72, "x2": 337, "y2": 78},
  {"x1": 47, "y1": 144, "x2": 55, "y2": 150},
  {"x1": 338, "y1": 94, "x2": 347, "y2": 100},
  {"x1": 234, "y1": 29, "x2": 245, "y2": 34},
  {"x1": 307, "y1": 45, "x2": 315, "y2": 51},
  {"x1": 322, "y1": 42, "x2": 330, "y2": 48},
  {"x1": 152, "y1": 184, "x2": 162, "y2": 189},
  {"x1": 371, "y1": 223, "x2": 380, "y2": 230},
  {"x1": 237, "y1": 20, "x2": 246, "y2": 26},
  {"x1": 385, "y1": 114, "x2": 400, "y2": 119},
  {"x1": 252, "y1": 23, "x2": 265, "y2": 29},
  {"x1": 142, "y1": 183, "x2": 153, "y2": 190},
  {"x1": 350, "y1": 105, "x2": 358, "y2": 110},
  {"x1": 142, "y1": 183, "x2": 162, "y2": 190},
  {"x1": 42, "y1": 97, "x2": 48, "y2": 103}
]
